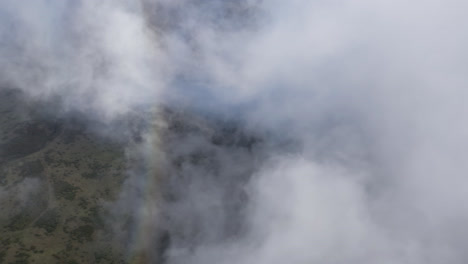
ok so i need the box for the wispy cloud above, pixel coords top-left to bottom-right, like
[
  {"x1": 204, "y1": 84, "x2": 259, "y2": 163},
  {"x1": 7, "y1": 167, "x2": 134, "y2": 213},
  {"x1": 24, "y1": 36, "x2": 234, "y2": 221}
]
[{"x1": 2, "y1": 0, "x2": 468, "y2": 263}]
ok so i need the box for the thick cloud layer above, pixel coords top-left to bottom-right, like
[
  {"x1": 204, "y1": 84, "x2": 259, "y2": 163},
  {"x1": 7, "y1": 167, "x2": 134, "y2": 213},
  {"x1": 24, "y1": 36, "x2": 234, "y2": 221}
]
[{"x1": 2, "y1": 0, "x2": 468, "y2": 263}]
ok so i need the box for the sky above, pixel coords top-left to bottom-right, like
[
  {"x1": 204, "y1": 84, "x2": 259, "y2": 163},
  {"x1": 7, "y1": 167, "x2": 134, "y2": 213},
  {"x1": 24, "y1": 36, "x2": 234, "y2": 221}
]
[{"x1": 2, "y1": 0, "x2": 468, "y2": 263}]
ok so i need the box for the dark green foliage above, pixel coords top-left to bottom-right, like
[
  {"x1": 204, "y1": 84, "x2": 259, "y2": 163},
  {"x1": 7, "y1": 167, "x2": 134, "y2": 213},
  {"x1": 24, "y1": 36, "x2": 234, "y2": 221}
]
[
  {"x1": 34, "y1": 209, "x2": 59, "y2": 233},
  {"x1": 2, "y1": 238, "x2": 11, "y2": 247},
  {"x1": 87, "y1": 206, "x2": 105, "y2": 229},
  {"x1": 53, "y1": 180, "x2": 79, "y2": 200},
  {"x1": 78, "y1": 198, "x2": 88, "y2": 209},
  {"x1": 94, "y1": 250, "x2": 113, "y2": 264},
  {"x1": 13, "y1": 251, "x2": 30, "y2": 264},
  {"x1": 0, "y1": 90, "x2": 129, "y2": 263},
  {"x1": 19, "y1": 160, "x2": 44, "y2": 178},
  {"x1": 43, "y1": 150, "x2": 54, "y2": 165},
  {"x1": 44, "y1": 150, "x2": 80, "y2": 168},
  {"x1": 0, "y1": 166, "x2": 6, "y2": 186},
  {"x1": 81, "y1": 170, "x2": 100, "y2": 179},
  {"x1": 82, "y1": 160, "x2": 109, "y2": 179},
  {"x1": 11, "y1": 259, "x2": 29, "y2": 264},
  {"x1": 62, "y1": 129, "x2": 81, "y2": 144},
  {"x1": 0, "y1": 122, "x2": 58, "y2": 162},
  {"x1": 70, "y1": 225, "x2": 94, "y2": 243},
  {"x1": 7, "y1": 212, "x2": 33, "y2": 231}
]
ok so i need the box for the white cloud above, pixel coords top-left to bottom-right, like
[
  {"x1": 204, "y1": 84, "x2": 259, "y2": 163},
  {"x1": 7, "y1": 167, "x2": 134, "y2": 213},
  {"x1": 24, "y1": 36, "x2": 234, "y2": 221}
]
[{"x1": 2, "y1": 0, "x2": 468, "y2": 262}]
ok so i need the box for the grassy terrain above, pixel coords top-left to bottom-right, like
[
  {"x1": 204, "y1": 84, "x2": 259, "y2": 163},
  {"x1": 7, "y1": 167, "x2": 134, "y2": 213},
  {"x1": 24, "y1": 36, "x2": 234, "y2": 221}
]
[
  {"x1": 0, "y1": 90, "x2": 129, "y2": 264},
  {"x1": 0, "y1": 89, "x2": 257, "y2": 264}
]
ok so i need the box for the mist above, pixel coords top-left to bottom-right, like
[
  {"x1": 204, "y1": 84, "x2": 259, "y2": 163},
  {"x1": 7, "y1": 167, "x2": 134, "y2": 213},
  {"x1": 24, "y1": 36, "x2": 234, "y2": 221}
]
[{"x1": 2, "y1": 0, "x2": 468, "y2": 263}]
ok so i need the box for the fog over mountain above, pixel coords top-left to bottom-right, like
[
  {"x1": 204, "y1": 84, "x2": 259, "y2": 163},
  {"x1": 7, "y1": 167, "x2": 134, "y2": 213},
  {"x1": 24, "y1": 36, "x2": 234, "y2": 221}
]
[{"x1": 1, "y1": 0, "x2": 468, "y2": 263}]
